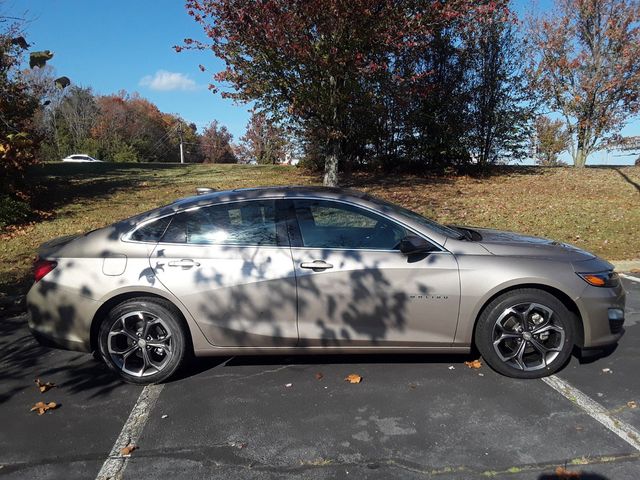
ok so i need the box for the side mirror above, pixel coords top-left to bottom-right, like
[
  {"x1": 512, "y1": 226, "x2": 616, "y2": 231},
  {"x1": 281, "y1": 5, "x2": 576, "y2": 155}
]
[{"x1": 399, "y1": 235, "x2": 435, "y2": 255}]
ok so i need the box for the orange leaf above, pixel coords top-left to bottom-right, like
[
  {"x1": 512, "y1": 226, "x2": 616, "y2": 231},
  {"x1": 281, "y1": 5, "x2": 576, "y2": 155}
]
[
  {"x1": 554, "y1": 466, "x2": 581, "y2": 478},
  {"x1": 464, "y1": 359, "x2": 482, "y2": 369},
  {"x1": 35, "y1": 378, "x2": 56, "y2": 393},
  {"x1": 30, "y1": 401, "x2": 58, "y2": 415},
  {"x1": 120, "y1": 444, "x2": 137, "y2": 456},
  {"x1": 315, "y1": 372, "x2": 324, "y2": 380},
  {"x1": 344, "y1": 374, "x2": 362, "y2": 384}
]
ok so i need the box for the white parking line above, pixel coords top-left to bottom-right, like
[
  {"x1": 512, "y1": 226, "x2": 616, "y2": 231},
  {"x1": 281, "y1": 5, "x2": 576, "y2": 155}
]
[
  {"x1": 96, "y1": 384, "x2": 164, "y2": 480},
  {"x1": 619, "y1": 273, "x2": 640, "y2": 284},
  {"x1": 542, "y1": 375, "x2": 640, "y2": 452}
]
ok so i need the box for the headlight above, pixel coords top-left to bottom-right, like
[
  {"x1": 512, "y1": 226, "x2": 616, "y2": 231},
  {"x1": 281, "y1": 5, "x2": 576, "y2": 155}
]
[{"x1": 577, "y1": 271, "x2": 619, "y2": 288}]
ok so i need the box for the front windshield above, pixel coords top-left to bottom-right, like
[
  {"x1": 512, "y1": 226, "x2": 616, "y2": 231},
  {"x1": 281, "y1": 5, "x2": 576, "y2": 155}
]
[{"x1": 364, "y1": 194, "x2": 463, "y2": 239}]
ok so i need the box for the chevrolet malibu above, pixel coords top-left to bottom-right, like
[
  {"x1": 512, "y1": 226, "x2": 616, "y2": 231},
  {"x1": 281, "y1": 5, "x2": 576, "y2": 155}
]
[{"x1": 27, "y1": 186, "x2": 625, "y2": 384}]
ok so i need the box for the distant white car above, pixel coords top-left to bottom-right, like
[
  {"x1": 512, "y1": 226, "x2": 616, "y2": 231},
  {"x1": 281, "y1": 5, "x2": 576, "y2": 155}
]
[{"x1": 62, "y1": 154, "x2": 103, "y2": 163}]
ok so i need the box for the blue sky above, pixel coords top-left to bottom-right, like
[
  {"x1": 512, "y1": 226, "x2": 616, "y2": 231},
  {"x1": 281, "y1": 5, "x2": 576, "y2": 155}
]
[
  {"x1": 6, "y1": 0, "x2": 639, "y2": 165},
  {"x1": 7, "y1": 0, "x2": 250, "y2": 140}
]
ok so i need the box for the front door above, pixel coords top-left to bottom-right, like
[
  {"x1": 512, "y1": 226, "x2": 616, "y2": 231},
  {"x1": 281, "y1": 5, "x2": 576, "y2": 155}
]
[
  {"x1": 150, "y1": 199, "x2": 298, "y2": 347},
  {"x1": 288, "y1": 199, "x2": 460, "y2": 347}
]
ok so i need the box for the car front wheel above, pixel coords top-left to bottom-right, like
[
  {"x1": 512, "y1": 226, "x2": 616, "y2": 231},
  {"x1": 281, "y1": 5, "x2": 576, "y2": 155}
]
[
  {"x1": 98, "y1": 297, "x2": 187, "y2": 384},
  {"x1": 475, "y1": 289, "x2": 575, "y2": 379}
]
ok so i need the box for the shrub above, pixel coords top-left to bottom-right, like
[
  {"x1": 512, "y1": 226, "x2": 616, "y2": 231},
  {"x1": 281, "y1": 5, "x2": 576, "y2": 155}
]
[{"x1": 0, "y1": 195, "x2": 32, "y2": 228}]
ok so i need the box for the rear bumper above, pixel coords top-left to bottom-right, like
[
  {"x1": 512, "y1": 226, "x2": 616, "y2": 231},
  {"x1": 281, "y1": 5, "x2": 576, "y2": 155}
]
[
  {"x1": 26, "y1": 281, "x2": 98, "y2": 353},
  {"x1": 29, "y1": 328, "x2": 88, "y2": 352},
  {"x1": 576, "y1": 282, "x2": 626, "y2": 348}
]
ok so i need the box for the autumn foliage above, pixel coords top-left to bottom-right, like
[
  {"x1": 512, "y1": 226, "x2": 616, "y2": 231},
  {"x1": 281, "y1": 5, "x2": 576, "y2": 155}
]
[
  {"x1": 528, "y1": 0, "x2": 640, "y2": 167},
  {"x1": 0, "y1": 29, "x2": 40, "y2": 194},
  {"x1": 181, "y1": 0, "x2": 515, "y2": 184}
]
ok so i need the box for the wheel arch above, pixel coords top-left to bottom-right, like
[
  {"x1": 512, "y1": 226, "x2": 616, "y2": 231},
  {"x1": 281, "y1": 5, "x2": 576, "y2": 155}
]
[
  {"x1": 90, "y1": 290, "x2": 199, "y2": 354},
  {"x1": 470, "y1": 283, "x2": 584, "y2": 350}
]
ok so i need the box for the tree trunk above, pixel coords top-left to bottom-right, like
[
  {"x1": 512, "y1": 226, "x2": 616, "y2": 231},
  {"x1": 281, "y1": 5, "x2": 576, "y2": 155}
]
[
  {"x1": 574, "y1": 147, "x2": 587, "y2": 168},
  {"x1": 323, "y1": 138, "x2": 339, "y2": 186},
  {"x1": 574, "y1": 128, "x2": 588, "y2": 168}
]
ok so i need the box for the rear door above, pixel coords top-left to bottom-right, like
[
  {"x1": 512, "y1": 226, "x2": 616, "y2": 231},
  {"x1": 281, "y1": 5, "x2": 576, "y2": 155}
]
[
  {"x1": 287, "y1": 198, "x2": 460, "y2": 347},
  {"x1": 150, "y1": 199, "x2": 298, "y2": 347}
]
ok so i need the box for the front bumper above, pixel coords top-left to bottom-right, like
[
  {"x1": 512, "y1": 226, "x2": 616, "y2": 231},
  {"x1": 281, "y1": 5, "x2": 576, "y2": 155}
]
[{"x1": 576, "y1": 281, "x2": 626, "y2": 348}]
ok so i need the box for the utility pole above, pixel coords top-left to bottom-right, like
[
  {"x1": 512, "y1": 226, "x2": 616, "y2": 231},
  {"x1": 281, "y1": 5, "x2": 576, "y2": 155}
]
[{"x1": 178, "y1": 124, "x2": 185, "y2": 164}]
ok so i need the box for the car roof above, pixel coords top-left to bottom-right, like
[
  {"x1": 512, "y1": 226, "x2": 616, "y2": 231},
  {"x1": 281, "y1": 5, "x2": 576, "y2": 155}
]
[{"x1": 176, "y1": 186, "x2": 369, "y2": 207}]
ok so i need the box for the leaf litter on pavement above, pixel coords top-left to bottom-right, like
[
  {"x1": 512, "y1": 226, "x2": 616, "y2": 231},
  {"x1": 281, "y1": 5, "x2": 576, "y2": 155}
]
[
  {"x1": 35, "y1": 378, "x2": 56, "y2": 393},
  {"x1": 344, "y1": 374, "x2": 362, "y2": 384},
  {"x1": 30, "y1": 401, "x2": 58, "y2": 415},
  {"x1": 464, "y1": 359, "x2": 482, "y2": 369},
  {"x1": 120, "y1": 444, "x2": 137, "y2": 456}
]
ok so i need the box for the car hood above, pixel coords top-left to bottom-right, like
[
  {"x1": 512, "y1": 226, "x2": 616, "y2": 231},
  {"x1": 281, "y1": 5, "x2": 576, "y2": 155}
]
[{"x1": 472, "y1": 227, "x2": 596, "y2": 262}]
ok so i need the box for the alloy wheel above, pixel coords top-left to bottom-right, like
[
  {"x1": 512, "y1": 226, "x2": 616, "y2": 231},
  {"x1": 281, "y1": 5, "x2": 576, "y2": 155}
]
[
  {"x1": 107, "y1": 311, "x2": 173, "y2": 377},
  {"x1": 492, "y1": 302, "x2": 565, "y2": 371}
]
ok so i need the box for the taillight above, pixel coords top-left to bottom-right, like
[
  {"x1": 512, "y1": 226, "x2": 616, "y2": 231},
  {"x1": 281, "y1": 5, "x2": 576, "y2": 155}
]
[{"x1": 34, "y1": 258, "x2": 57, "y2": 282}]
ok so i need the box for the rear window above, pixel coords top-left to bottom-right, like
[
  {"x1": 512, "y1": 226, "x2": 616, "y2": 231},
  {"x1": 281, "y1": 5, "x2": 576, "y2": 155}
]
[{"x1": 129, "y1": 216, "x2": 172, "y2": 242}]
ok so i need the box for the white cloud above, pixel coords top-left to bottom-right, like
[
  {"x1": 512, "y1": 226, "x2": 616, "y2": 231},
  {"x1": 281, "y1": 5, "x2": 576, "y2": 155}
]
[{"x1": 139, "y1": 70, "x2": 197, "y2": 91}]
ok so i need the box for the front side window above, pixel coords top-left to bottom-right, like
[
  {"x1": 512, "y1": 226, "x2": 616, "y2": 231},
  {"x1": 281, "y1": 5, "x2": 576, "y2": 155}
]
[
  {"x1": 293, "y1": 199, "x2": 407, "y2": 250},
  {"x1": 162, "y1": 200, "x2": 279, "y2": 246}
]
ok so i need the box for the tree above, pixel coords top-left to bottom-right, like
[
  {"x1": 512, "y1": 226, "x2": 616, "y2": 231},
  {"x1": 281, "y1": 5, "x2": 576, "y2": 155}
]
[
  {"x1": 199, "y1": 120, "x2": 236, "y2": 163},
  {"x1": 0, "y1": 22, "x2": 40, "y2": 195},
  {"x1": 463, "y1": 9, "x2": 532, "y2": 166},
  {"x1": 56, "y1": 86, "x2": 99, "y2": 154},
  {"x1": 533, "y1": 116, "x2": 570, "y2": 166},
  {"x1": 528, "y1": 0, "x2": 640, "y2": 167},
  {"x1": 238, "y1": 110, "x2": 288, "y2": 164},
  {"x1": 180, "y1": 0, "x2": 502, "y2": 184}
]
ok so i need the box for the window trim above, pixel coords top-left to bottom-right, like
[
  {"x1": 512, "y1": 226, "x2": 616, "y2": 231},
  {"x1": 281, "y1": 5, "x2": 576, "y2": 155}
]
[
  {"x1": 284, "y1": 198, "x2": 445, "y2": 253},
  {"x1": 123, "y1": 196, "x2": 448, "y2": 253}
]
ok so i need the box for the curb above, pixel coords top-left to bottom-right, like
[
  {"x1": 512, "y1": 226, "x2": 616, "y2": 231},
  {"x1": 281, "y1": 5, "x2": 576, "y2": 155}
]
[{"x1": 610, "y1": 259, "x2": 640, "y2": 273}]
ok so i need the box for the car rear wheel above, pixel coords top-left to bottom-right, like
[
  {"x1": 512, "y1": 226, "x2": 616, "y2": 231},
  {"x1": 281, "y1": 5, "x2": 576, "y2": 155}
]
[
  {"x1": 98, "y1": 297, "x2": 187, "y2": 384},
  {"x1": 474, "y1": 289, "x2": 575, "y2": 379}
]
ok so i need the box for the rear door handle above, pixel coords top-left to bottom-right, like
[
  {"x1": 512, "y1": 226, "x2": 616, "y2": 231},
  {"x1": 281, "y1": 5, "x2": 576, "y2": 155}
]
[
  {"x1": 300, "y1": 260, "x2": 333, "y2": 270},
  {"x1": 168, "y1": 259, "x2": 200, "y2": 268}
]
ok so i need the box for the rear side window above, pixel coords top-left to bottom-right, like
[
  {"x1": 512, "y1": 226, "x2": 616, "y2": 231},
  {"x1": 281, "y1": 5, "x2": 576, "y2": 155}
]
[
  {"x1": 162, "y1": 200, "x2": 279, "y2": 246},
  {"x1": 129, "y1": 216, "x2": 172, "y2": 242}
]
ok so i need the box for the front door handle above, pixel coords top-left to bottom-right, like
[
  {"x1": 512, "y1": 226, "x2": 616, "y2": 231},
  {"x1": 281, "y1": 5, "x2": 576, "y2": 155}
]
[
  {"x1": 168, "y1": 259, "x2": 201, "y2": 268},
  {"x1": 300, "y1": 260, "x2": 333, "y2": 271}
]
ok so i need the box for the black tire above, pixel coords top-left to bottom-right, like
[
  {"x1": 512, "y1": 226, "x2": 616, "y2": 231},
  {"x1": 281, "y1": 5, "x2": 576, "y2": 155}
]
[
  {"x1": 98, "y1": 297, "x2": 187, "y2": 385},
  {"x1": 474, "y1": 289, "x2": 575, "y2": 379}
]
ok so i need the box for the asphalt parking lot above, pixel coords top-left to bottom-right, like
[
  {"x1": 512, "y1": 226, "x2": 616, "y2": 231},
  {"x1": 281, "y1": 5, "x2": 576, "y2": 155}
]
[{"x1": 1, "y1": 276, "x2": 639, "y2": 480}]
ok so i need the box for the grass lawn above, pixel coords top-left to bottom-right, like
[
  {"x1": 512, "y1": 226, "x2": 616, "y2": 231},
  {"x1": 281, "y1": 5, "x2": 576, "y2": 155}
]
[{"x1": 1, "y1": 162, "x2": 638, "y2": 297}]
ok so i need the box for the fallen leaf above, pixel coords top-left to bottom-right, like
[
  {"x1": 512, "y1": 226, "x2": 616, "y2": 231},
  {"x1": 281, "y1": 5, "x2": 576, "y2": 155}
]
[
  {"x1": 554, "y1": 466, "x2": 581, "y2": 478},
  {"x1": 464, "y1": 359, "x2": 482, "y2": 369},
  {"x1": 120, "y1": 444, "x2": 137, "y2": 456},
  {"x1": 628, "y1": 401, "x2": 637, "y2": 409},
  {"x1": 315, "y1": 372, "x2": 324, "y2": 380},
  {"x1": 35, "y1": 378, "x2": 56, "y2": 393},
  {"x1": 344, "y1": 374, "x2": 362, "y2": 384},
  {"x1": 30, "y1": 401, "x2": 57, "y2": 415},
  {"x1": 630, "y1": 268, "x2": 640, "y2": 273}
]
